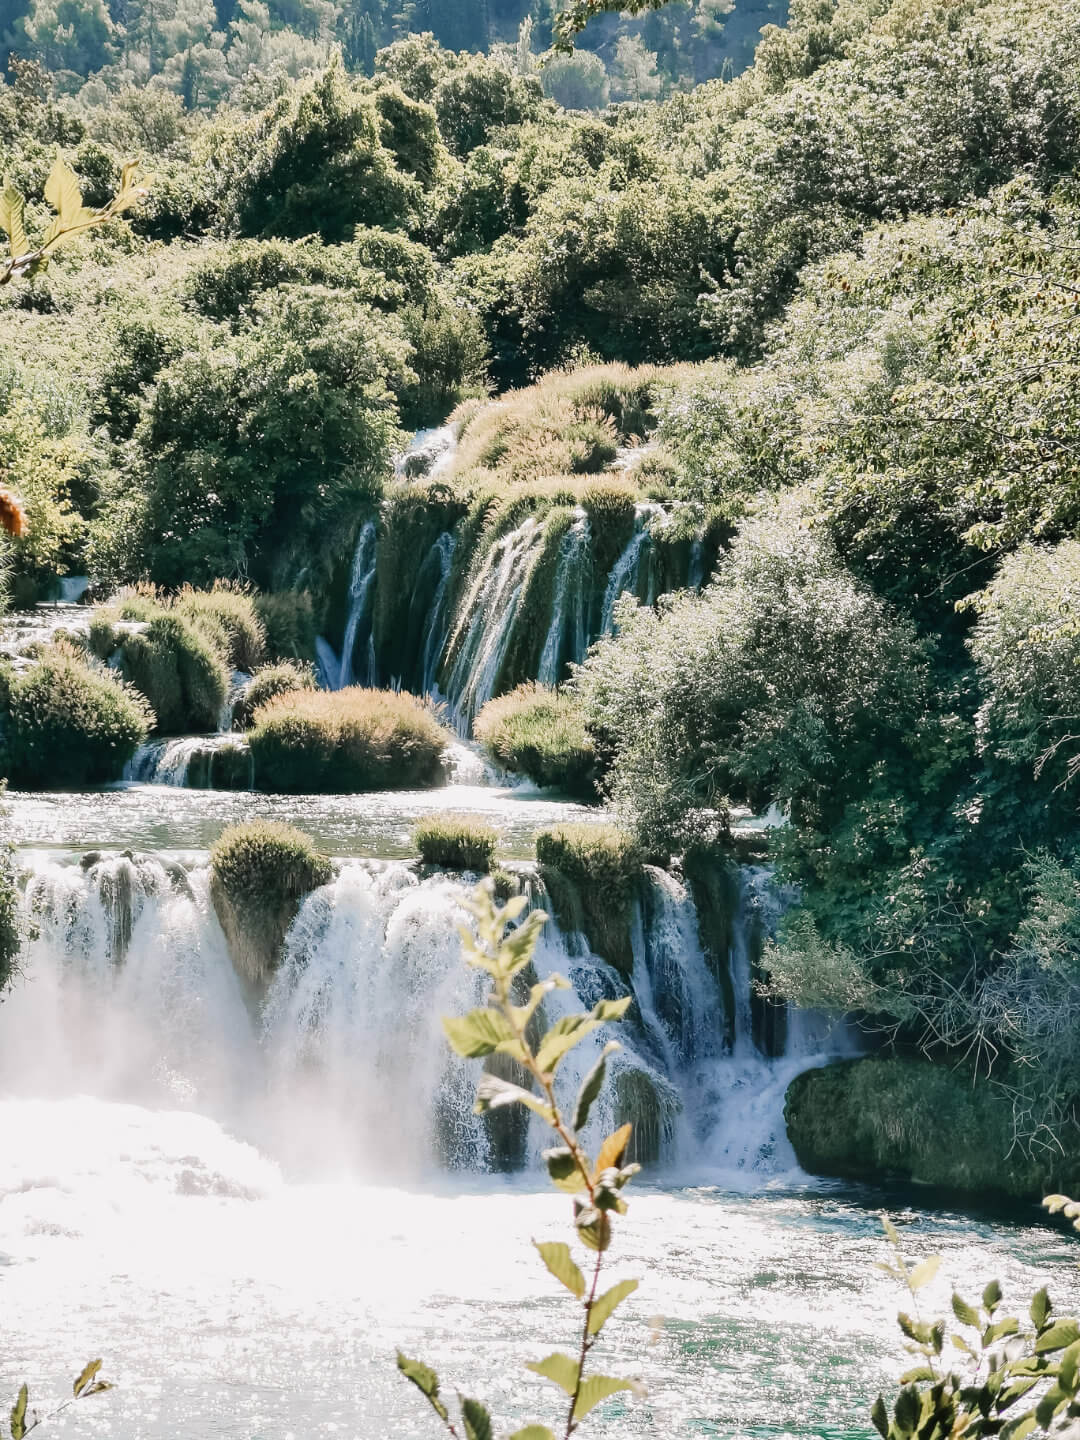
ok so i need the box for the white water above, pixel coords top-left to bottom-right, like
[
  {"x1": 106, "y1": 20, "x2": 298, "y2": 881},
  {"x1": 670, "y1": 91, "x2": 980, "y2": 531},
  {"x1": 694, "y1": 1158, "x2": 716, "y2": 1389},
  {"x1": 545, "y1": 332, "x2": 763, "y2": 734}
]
[
  {"x1": 600, "y1": 503, "x2": 664, "y2": 635},
  {"x1": 419, "y1": 531, "x2": 457, "y2": 696},
  {"x1": 125, "y1": 734, "x2": 251, "y2": 788},
  {"x1": 395, "y1": 425, "x2": 457, "y2": 481},
  {"x1": 317, "y1": 519, "x2": 378, "y2": 691},
  {"x1": 537, "y1": 510, "x2": 591, "y2": 686}
]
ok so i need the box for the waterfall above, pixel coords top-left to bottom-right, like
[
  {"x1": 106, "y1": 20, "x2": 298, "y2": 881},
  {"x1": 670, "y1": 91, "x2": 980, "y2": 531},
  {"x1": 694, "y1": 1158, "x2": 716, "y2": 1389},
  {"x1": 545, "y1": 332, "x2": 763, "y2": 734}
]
[
  {"x1": 1, "y1": 851, "x2": 852, "y2": 1184},
  {"x1": 600, "y1": 503, "x2": 664, "y2": 634},
  {"x1": 394, "y1": 426, "x2": 457, "y2": 481},
  {"x1": 443, "y1": 517, "x2": 545, "y2": 725},
  {"x1": 537, "y1": 511, "x2": 590, "y2": 687},
  {"x1": 125, "y1": 734, "x2": 251, "y2": 788},
  {"x1": 420, "y1": 532, "x2": 456, "y2": 697},
  {"x1": 317, "y1": 520, "x2": 378, "y2": 691}
]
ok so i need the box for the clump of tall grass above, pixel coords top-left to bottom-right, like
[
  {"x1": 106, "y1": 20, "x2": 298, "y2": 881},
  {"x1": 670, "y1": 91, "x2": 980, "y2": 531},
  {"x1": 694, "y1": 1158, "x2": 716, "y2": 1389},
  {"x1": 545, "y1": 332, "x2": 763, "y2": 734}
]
[
  {"x1": 236, "y1": 660, "x2": 314, "y2": 729},
  {"x1": 254, "y1": 590, "x2": 317, "y2": 664},
  {"x1": 534, "y1": 822, "x2": 642, "y2": 978},
  {"x1": 413, "y1": 812, "x2": 497, "y2": 872},
  {"x1": 474, "y1": 684, "x2": 596, "y2": 798},
  {"x1": 176, "y1": 582, "x2": 266, "y2": 672},
  {"x1": 248, "y1": 686, "x2": 449, "y2": 793}
]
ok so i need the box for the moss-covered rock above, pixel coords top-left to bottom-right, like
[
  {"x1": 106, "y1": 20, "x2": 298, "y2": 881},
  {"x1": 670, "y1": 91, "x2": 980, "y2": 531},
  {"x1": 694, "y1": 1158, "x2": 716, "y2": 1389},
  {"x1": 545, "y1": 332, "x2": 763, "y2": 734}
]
[
  {"x1": 209, "y1": 821, "x2": 334, "y2": 988},
  {"x1": 248, "y1": 686, "x2": 449, "y2": 793},
  {"x1": 413, "y1": 812, "x2": 497, "y2": 872},
  {"x1": 5, "y1": 644, "x2": 153, "y2": 788},
  {"x1": 614, "y1": 1064, "x2": 681, "y2": 1166},
  {"x1": 785, "y1": 1057, "x2": 1080, "y2": 1200},
  {"x1": 535, "y1": 823, "x2": 642, "y2": 980},
  {"x1": 474, "y1": 684, "x2": 596, "y2": 797}
]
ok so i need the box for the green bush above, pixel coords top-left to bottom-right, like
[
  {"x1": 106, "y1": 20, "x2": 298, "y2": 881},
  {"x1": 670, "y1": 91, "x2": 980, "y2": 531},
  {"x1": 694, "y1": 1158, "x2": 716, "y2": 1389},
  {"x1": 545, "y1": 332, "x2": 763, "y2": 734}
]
[
  {"x1": 413, "y1": 812, "x2": 497, "y2": 872},
  {"x1": 5, "y1": 644, "x2": 153, "y2": 788},
  {"x1": 785, "y1": 1058, "x2": 1080, "y2": 1200},
  {"x1": 236, "y1": 660, "x2": 314, "y2": 729},
  {"x1": 535, "y1": 822, "x2": 642, "y2": 979},
  {"x1": 176, "y1": 584, "x2": 266, "y2": 673},
  {"x1": 115, "y1": 613, "x2": 230, "y2": 736},
  {"x1": 254, "y1": 590, "x2": 318, "y2": 665},
  {"x1": 209, "y1": 821, "x2": 333, "y2": 986},
  {"x1": 249, "y1": 686, "x2": 449, "y2": 793},
  {"x1": 474, "y1": 684, "x2": 596, "y2": 797}
]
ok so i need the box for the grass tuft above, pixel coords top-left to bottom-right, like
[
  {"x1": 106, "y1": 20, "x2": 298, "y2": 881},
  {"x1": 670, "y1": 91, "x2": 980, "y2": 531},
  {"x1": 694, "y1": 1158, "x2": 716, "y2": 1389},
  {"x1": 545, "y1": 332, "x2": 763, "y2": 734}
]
[
  {"x1": 413, "y1": 812, "x2": 497, "y2": 872},
  {"x1": 475, "y1": 684, "x2": 595, "y2": 797}
]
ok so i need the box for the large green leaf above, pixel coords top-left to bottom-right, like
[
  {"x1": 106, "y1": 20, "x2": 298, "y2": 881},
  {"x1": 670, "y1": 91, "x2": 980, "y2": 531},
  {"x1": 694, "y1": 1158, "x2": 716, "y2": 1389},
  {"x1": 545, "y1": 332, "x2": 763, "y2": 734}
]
[
  {"x1": 0, "y1": 183, "x2": 27, "y2": 262},
  {"x1": 73, "y1": 1361, "x2": 102, "y2": 1398},
  {"x1": 1035, "y1": 1319, "x2": 1080, "y2": 1353},
  {"x1": 588, "y1": 1278, "x2": 638, "y2": 1336},
  {"x1": 574, "y1": 1041, "x2": 619, "y2": 1133},
  {"x1": 44, "y1": 158, "x2": 85, "y2": 228},
  {"x1": 10, "y1": 1383, "x2": 27, "y2": 1440},
  {"x1": 535, "y1": 1013, "x2": 599, "y2": 1073},
  {"x1": 396, "y1": 1352, "x2": 448, "y2": 1422},
  {"x1": 1030, "y1": 1287, "x2": 1051, "y2": 1330},
  {"x1": 572, "y1": 1374, "x2": 635, "y2": 1421},
  {"x1": 535, "y1": 1241, "x2": 585, "y2": 1299},
  {"x1": 443, "y1": 1008, "x2": 515, "y2": 1058},
  {"x1": 461, "y1": 1397, "x2": 492, "y2": 1440},
  {"x1": 525, "y1": 1352, "x2": 579, "y2": 1396},
  {"x1": 592, "y1": 997, "x2": 632, "y2": 1023}
]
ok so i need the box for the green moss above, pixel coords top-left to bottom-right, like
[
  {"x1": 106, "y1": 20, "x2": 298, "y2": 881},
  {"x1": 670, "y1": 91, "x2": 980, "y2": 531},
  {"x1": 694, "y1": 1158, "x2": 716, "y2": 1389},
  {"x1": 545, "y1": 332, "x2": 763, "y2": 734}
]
[
  {"x1": 118, "y1": 614, "x2": 230, "y2": 735},
  {"x1": 176, "y1": 584, "x2": 266, "y2": 673},
  {"x1": 614, "y1": 1066, "x2": 681, "y2": 1166},
  {"x1": 209, "y1": 820, "x2": 334, "y2": 987},
  {"x1": 414, "y1": 812, "x2": 497, "y2": 872},
  {"x1": 5, "y1": 644, "x2": 153, "y2": 788},
  {"x1": 254, "y1": 591, "x2": 318, "y2": 665},
  {"x1": 535, "y1": 823, "x2": 642, "y2": 980},
  {"x1": 249, "y1": 686, "x2": 449, "y2": 794},
  {"x1": 785, "y1": 1058, "x2": 1080, "y2": 1200},
  {"x1": 475, "y1": 684, "x2": 596, "y2": 797},
  {"x1": 581, "y1": 480, "x2": 637, "y2": 581},
  {"x1": 236, "y1": 661, "x2": 314, "y2": 729}
]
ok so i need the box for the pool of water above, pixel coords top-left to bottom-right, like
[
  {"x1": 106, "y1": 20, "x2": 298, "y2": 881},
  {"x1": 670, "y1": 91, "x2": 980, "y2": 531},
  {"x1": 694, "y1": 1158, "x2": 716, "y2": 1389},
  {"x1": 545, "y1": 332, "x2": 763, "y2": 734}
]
[
  {"x1": 2, "y1": 1096, "x2": 1076, "y2": 1440},
  {"x1": 5, "y1": 781, "x2": 597, "y2": 859}
]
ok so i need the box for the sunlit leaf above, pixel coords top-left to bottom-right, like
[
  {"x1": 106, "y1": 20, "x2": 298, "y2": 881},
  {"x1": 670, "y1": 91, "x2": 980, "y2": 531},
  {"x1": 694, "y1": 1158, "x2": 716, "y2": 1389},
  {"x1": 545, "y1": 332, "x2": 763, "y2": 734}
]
[
  {"x1": 443, "y1": 1008, "x2": 515, "y2": 1058},
  {"x1": 595, "y1": 1124, "x2": 632, "y2": 1175},
  {"x1": 461, "y1": 1397, "x2": 492, "y2": 1440},
  {"x1": 574, "y1": 1042, "x2": 619, "y2": 1133},
  {"x1": 572, "y1": 1374, "x2": 635, "y2": 1420},
  {"x1": 1036, "y1": 1319, "x2": 1080, "y2": 1354},
  {"x1": 591, "y1": 996, "x2": 632, "y2": 1023},
  {"x1": 870, "y1": 1395, "x2": 889, "y2": 1439},
  {"x1": 474, "y1": 1074, "x2": 553, "y2": 1124},
  {"x1": 983, "y1": 1280, "x2": 1002, "y2": 1312},
  {"x1": 575, "y1": 1202, "x2": 611, "y2": 1252},
  {"x1": 535, "y1": 1241, "x2": 585, "y2": 1299},
  {"x1": 952, "y1": 1294, "x2": 980, "y2": 1327},
  {"x1": 1030, "y1": 1288, "x2": 1051, "y2": 1330},
  {"x1": 881, "y1": 1215, "x2": 900, "y2": 1246},
  {"x1": 73, "y1": 1361, "x2": 102, "y2": 1398},
  {"x1": 10, "y1": 1383, "x2": 27, "y2": 1440},
  {"x1": 535, "y1": 1014, "x2": 599, "y2": 1073},
  {"x1": 525, "y1": 1353, "x2": 579, "y2": 1396},
  {"x1": 544, "y1": 1146, "x2": 586, "y2": 1192},
  {"x1": 907, "y1": 1256, "x2": 941, "y2": 1292},
  {"x1": 44, "y1": 158, "x2": 84, "y2": 227},
  {"x1": 1000, "y1": 1416, "x2": 1038, "y2": 1440},
  {"x1": 396, "y1": 1352, "x2": 448, "y2": 1422},
  {"x1": 0, "y1": 183, "x2": 27, "y2": 262},
  {"x1": 507, "y1": 1428, "x2": 556, "y2": 1440},
  {"x1": 588, "y1": 1279, "x2": 638, "y2": 1335}
]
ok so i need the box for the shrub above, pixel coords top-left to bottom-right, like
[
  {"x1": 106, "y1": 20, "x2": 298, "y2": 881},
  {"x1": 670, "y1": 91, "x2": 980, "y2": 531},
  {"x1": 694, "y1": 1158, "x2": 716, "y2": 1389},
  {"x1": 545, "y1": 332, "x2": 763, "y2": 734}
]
[
  {"x1": 254, "y1": 590, "x2": 318, "y2": 665},
  {"x1": 236, "y1": 660, "x2": 314, "y2": 729},
  {"x1": 209, "y1": 821, "x2": 333, "y2": 986},
  {"x1": 176, "y1": 583, "x2": 266, "y2": 673},
  {"x1": 535, "y1": 822, "x2": 642, "y2": 979},
  {"x1": 413, "y1": 812, "x2": 497, "y2": 872},
  {"x1": 474, "y1": 684, "x2": 596, "y2": 797},
  {"x1": 248, "y1": 687, "x2": 449, "y2": 793},
  {"x1": 116, "y1": 613, "x2": 230, "y2": 736},
  {"x1": 5, "y1": 644, "x2": 153, "y2": 788}
]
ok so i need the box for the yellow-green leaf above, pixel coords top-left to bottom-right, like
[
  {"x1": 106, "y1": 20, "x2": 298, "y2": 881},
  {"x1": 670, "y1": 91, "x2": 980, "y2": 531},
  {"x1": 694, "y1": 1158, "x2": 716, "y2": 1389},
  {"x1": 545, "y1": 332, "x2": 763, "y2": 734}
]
[
  {"x1": 474, "y1": 1074, "x2": 553, "y2": 1123},
  {"x1": 396, "y1": 1352, "x2": 448, "y2": 1422},
  {"x1": 595, "y1": 1123, "x2": 633, "y2": 1175},
  {"x1": 908, "y1": 1255, "x2": 941, "y2": 1292},
  {"x1": 0, "y1": 183, "x2": 28, "y2": 261},
  {"x1": 881, "y1": 1215, "x2": 900, "y2": 1246},
  {"x1": 508, "y1": 1429, "x2": 556, "y2": 1440},
  {"x1": 535, "y1": 1241, "x2": 585, "y2": 1299},
  {"x1": 11, "y1": 1383, "x2": 28, "y2": 1440},
  {"x1": 588, "y1": 1278, "x2": 638, "y2": 1335},
  {"x1": 572, "y1": 1374, "x2": 635, "y2": 1420},
  {"x1": 73, "y1": 1360, "x2": 102, "y2": 1397},
  {"x1": 442, "y1": 1008, "x2": 514, "y2": 1058},
  {"x1": 535, "y1": 1014, "x2": 599, "y2": 1073},
  {"x1": 525, "y1": 1352, "x2": 579, "y2": 1396},
  {"x1": 44, "y1": 158, "x2": 83, "y2": 227},
  {"x1": 460, "y1": 1397, "x2": 492, "y2": 1440}
]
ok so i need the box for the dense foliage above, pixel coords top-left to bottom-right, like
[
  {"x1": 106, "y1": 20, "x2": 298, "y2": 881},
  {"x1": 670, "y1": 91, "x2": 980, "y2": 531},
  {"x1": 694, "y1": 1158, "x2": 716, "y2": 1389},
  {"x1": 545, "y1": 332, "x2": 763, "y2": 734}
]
[
  {"x1": 474, "y1": 683, "x2": 595, "y2": 795},
  {"x1": 413, "y1": 811, "x2": 496, "y2": 871}
]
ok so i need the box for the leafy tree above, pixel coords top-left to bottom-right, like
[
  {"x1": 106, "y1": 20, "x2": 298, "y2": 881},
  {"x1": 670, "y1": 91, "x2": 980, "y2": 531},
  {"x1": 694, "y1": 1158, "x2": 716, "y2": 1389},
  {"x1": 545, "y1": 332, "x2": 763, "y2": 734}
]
[{"x1": 540, "y1": 48, "x2": 608, "y2": 109}]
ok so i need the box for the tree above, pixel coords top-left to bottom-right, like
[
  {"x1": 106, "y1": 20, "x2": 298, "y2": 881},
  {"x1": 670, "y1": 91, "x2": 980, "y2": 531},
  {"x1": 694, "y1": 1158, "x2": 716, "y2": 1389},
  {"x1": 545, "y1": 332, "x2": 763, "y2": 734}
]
[{"x1": 611, "y1": 33, "x2": 660, "y2": 102}]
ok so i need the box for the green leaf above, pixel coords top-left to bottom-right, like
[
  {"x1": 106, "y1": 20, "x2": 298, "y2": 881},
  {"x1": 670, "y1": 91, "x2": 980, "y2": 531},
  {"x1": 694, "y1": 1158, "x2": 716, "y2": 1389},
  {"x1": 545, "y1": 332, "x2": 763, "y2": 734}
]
[
  {"x1": 574, "y1": 1042, "x2": 619, "y2": 1133},
  {"x1": 899, "y1": 1366, "x2": 935, "y2": 1384},
  {"x1": 871, "y1": 1395, "x2": 889, "y2": 1440},
  {"x1": 881, "y1": 1215, "x2": 900, "y2": 1246},
  {"x1": 952, "y1": 1294, "x2": 981, "y2": 1327},
  {"x1": 1058, "y1": 1337, "x2": 1080, "y2": 1390},
  {"x1": 572, "y1": 1375, "x2": 635, "y2": 1421},
  {"x1": 0, "y1": 183, "x2": 28, "y2": 262},
  {"x1": 983, "y1": 1316, "x2": 1019, "y2": 1346},
  {"x1": 535, "y1": 1241, "x2": 585, "y2": 1299},
  {"x1": 74, "y1": 1361, "x2": 102, "y2": 1398},
  {"x1": 525, "y1": 1353, "x2": 579, "y2": 1396},
  {"x1": 498, "y1": 910, "x2": 547, "y2": 976},
  {"x1": 893, "y1": 1384, "x2": 921, "y2": 1435},
  {"x1": 44, "y1": 158, "x2": 84, "y2": 227},
  {"x1": 10, "y1": 1384, "x2": 27, "y2": 1440},
  {"x1": 507, "y1": 1429, "x2": 556, "y2": 1440},
  {"x1": 588, "y1": 1278, "x2": 638, "y2": 1335},
  {"x1": 897, "y1": 1313, "x2": 932, "y2": 1345},
  {"x1": 1035, "y1": 1384, "x2": 1069, "y2": 1428},
  {"x1": 475, "y1": 1074, "x2": 554, "y2": 1124},
  {"x1": 543, "y1": 1146, "x2": 582, "y2": 1189},
  {"x1": 443, "y1": 1008, "x2": 514, "y2": 1058},
  {"x1": 535, "y1": 1014, "x2": 600, "y2": 1074},
  {"x1": 1035, "y1": 1319, "x2": 1080, "y2": 1353},
  {"x1": 461, "y1": 1397, "x2": 492, "y2": 1440},
  {"x1": 396, "y1": 1352, "x2": 448, "y2": 1422},
  {"x1": 1030, "y1": 1288, "x2": 1051, "y2": 1330},
  {"x1": 575, "y1": 1203, "x2": 611, "y2": 1253},
  {"x1": 592, "y1": 996, "x2": 632, "y2": 1023},
  {"x1": 983, "y1": 1280, "x2": 1002, "y2": 1312},
  {"x1": 998, "y1": 1377, "x2": 1040, "y2": 1409},
  {"x1": 1000, "y1": 1417, "x2": 1038, "y2": 1440},
  {"x1": 907, "y1": 1255, "x2": 940, "y2": 1292}
]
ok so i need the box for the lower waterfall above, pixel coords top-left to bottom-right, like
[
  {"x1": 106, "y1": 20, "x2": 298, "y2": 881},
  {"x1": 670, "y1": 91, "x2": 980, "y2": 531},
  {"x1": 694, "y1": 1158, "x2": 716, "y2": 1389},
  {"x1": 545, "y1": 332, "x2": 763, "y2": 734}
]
[{"x1": 0, "y1": 850, "x2": 851, "y2": 1183}]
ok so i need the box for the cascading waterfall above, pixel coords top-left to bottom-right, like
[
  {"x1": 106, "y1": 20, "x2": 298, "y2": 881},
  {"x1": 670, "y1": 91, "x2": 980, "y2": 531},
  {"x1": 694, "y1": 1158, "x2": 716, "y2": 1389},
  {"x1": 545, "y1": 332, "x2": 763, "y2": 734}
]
[
  {"x1": 394, "y1": 425, "x2": 457, "y2": 481},
  {"x1": 1, "y1": 849, "x2": 851, "y2": 1185},
  {"x1": 419, "y1": 531, "x2": 456, "y2": 697},
  {"x1": 537, "y1": 510, "x2": 591, "y2": 686},
  {"x1": 443, "y1": 517, "x2": 545, "y2": 725},
  {"x1": 600, "y1": 502, "x2": 665, "y2": 634},
  {"x1": 317, "y1": 520, "x2": 378, "y2": 691},
  {"x1": 124, "y1": 733, "x2": 251, "y2": 788}
]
